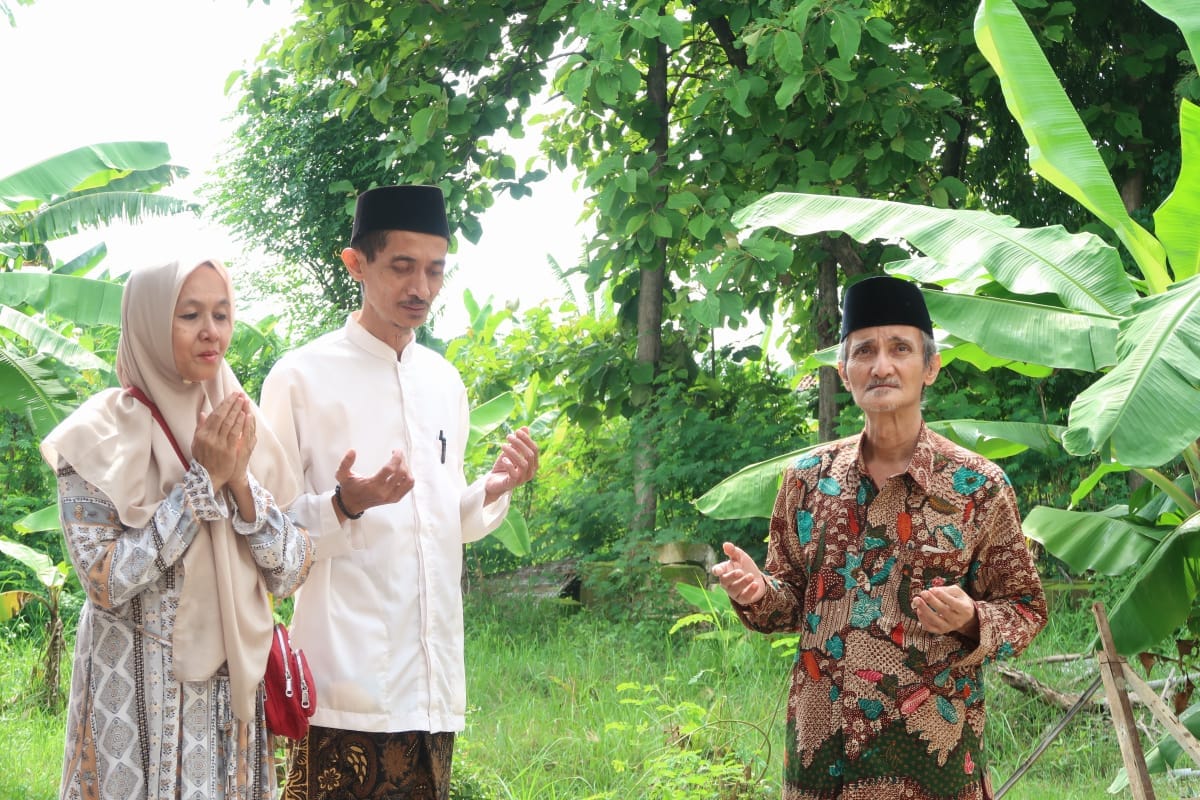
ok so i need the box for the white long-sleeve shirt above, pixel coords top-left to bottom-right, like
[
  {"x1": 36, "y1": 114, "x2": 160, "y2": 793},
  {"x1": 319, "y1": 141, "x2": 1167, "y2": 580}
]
[{"x1": 260, "y1": 314, "x2": 508, "y2": 733}]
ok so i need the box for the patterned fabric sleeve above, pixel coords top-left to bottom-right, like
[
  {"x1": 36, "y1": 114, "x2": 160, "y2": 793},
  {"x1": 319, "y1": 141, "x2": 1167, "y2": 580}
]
[
  {"x1": 956, "y1": 480, "x2": 1048, "y2": 669},
  {"x1": 55, "y1": 458, "x2": 225, "y2": 611},
  {"x1": 733, "y1": 467, "x2": 810, "y2": 634},
  {"x1": 229, "y1": 471, "x2": 314, "y2": 599}
]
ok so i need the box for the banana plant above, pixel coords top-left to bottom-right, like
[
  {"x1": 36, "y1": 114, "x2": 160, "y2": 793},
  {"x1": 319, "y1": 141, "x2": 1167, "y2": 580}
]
[
  {"x1": 0, "y1": 535, "x2": 70, "y2": 711},
  {"x1": 1, "y1": 141, "x2": 194, "y2": 435},
  {"x1": 699, "y1": 0, "x2": 1200, "y2": 658},
  {"x1": 0, "y1": 141, "x2": 195, "y2": 269}
]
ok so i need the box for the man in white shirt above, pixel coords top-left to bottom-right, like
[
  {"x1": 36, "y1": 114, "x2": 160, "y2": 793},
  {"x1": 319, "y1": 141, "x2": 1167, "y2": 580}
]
[{"x1": 261, "y1": 184, "x2": 539, "y2": 800}]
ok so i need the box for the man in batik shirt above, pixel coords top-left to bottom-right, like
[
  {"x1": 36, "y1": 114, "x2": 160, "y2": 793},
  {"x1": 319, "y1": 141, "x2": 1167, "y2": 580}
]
[{"x1": 713, "y1": 275, "x2": 1046, "y2": 800}]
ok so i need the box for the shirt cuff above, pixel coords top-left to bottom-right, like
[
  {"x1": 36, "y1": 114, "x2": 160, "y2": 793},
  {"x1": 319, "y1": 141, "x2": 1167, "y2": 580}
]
[
  {"x1": 184, "y1": 461, "x2": 229, "y2": 521},
  {"x1": 229, "y1": 473, "x2": 269, "y2": 535},
  {"x1": 315, "y1": 488, "x2": 355, "y2": 558}
]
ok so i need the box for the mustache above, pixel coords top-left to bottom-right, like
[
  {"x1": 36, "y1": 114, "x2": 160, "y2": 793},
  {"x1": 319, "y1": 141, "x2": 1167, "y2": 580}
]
[{"x1": 866, "y1": 380, "x2": 900, "y2": 390}]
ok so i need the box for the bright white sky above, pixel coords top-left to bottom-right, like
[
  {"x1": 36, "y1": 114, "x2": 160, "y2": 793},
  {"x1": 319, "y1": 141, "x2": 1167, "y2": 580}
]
[{"x1": 0, "y1": 0, "x2": 588, "y2": 337}]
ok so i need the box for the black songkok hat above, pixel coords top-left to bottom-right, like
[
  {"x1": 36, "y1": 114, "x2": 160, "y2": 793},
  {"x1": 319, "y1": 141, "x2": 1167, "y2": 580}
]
[
  {"x1": 350, "y1": 185, "x2": 450, "y2": 242},
  {"x1": 840, "y1": 275, "x2": 933, "y2": 341}
]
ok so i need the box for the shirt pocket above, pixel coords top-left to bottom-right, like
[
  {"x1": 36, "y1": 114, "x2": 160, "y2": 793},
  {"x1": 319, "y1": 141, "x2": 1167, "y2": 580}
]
[{"x1": 900, "y1": 505, "x2": 973, "y2": 590}]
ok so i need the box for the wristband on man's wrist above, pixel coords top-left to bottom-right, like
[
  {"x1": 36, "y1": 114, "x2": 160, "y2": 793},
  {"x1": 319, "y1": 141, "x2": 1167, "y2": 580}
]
[{"x1": 333, "y1": 484, "x2": 364, "y2": 520}]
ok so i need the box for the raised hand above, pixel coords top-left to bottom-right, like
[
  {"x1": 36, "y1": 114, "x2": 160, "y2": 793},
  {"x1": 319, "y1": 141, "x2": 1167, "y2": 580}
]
[
  {"x1": 711, "y1": 542, "x2": 768, "y2": 605},
  {"x1": 332, "y1": 448, "x2": 415, "y2": 522},
  {"x1": 227, "y1": 404, "x2": 257, "y2": 494},
  {"x1": 192, "y1": 393, "x2": 251, "y2": 491},
  {"x1": 483, "y1": 427, "x2": 539, "y2": 505}
]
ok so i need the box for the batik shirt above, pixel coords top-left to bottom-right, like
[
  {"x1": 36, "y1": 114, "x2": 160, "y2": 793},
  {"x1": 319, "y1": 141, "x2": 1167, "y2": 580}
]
[
  {"x1": 56, "y1": 460, "x2": 313, "y2": 800},
  {"x1": 734, "y1": 424, "x2": 1046, "y2": 800}
]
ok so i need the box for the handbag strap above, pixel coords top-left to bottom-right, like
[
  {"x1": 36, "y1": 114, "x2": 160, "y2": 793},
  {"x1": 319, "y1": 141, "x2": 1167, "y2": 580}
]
[{"x1": 126, "y1": 386, "x2": 189, "y2": 469}]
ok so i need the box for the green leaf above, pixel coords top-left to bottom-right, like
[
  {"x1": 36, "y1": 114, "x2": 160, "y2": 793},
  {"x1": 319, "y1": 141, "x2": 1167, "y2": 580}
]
[
  {"x1": 489, "y1": 507, "x2": 531, "y2": 557},
  {"x1": 14, "y1": 504, "x2": 62, "y2": 534},
  {"x1": 830, "y1": 154, "x2": 859, "y2": 180},
  {"x1": 926, "y1": 419, "x2": 1064, "y2": 459},
  {"x1": 20, "y1": 192, "x2": 196, "y2": 243},
  {"x1": 1023, "y1": 506, "x2": 1200, "y2": 654},
  {"x1": 690, "y1": 294, "x2": 721, "y2": 328},
  {"x1": 1152, "y1": 99, "x2": 1200, "y2": 280},
  {"x1": 922, "y1": 290, "x2": 1119, "y2": 371},
  {"x1": 0, "y1": 141, "x2": 172, "y2": 206},
  {"x1": 974, "y1": 0, "x2": 1168, "y2": 291},
  {"x1": 1062, "y1": 275, "x2": 1200, "y2": 465},
  {"x1": 734, "y1": 192, "x2": 1137, "y2": 315},
  {"x1": 828, "y1": 8, "x2": 863, "y2": 63},
  {"x1": 411, "y1": 106, "x2": 437, "y2": 144},
  {"x1": 1023, "y1": 506, "x2": 1163, "y2": 576},
  {"x1": 0, "y1": 305, "x2": 113, "y2": 376},
  {"x1": 468, "y1": 392, "x2": 515, "y2": 448},
  {"x1": 0, "y1": 537, "x2": 61, "y2": 589},
  {"x1": 0, "y1": 347, "x2": 73, "y2": 435},
  {"x1": 694, "y1": 448, "x2": 804, "y2": 520},
  {"x1": 0, "y1": 273, "x2": 123, "y2": 326}
]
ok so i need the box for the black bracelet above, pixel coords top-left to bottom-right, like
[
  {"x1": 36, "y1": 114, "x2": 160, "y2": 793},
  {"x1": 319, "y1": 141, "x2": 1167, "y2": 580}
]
[{"x1": 333, "y1": 484, "x2": 364, "y2": 520}]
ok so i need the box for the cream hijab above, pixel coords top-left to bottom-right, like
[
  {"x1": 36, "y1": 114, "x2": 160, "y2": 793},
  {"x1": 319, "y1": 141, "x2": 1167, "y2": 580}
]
[{"x1": 42, "y1": 257, "x2": 299, "y2": 722}]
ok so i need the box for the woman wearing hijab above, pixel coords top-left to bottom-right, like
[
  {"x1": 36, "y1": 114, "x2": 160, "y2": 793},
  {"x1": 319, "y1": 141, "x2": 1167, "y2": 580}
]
[{"x1": 42, "y1": 257, "x2": 313, "y2": 800}]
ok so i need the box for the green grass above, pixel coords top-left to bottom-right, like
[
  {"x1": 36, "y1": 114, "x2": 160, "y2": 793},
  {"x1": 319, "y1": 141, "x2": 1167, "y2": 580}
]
[
  {"x1": 6, "y1": 578, "x2": 1200, "y2": 799},
  {"x1": 0, "y1": 628, "x2": 65, "y2": 800}
]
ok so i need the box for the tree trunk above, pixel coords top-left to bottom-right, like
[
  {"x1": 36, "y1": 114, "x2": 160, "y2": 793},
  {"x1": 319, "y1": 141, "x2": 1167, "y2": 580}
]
[
  {"x1": 630, "y1": 33, "x2": 669, "y2": 536},
  {"x1": 816, "y1": 254, "x2": 840, "y2": 441}
]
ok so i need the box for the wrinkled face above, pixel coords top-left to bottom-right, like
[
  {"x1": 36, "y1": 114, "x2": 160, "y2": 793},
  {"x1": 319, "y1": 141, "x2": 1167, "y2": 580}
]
[
  {"x1": 838, "y1": 324, "x2": 940, "y2": 415},
  {"x1": 346, "y1": 230, "x2": 447, "y2": 343},
  {"x1": 171, "y1": 265, "x2": 232, "y2": 383}
]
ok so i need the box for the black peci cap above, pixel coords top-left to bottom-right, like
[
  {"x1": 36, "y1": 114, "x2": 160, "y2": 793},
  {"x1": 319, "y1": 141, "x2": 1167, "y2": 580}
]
[
  {"x1": 840, "y1": 275, "x2": 933, "y2": 341},
  {"x1": 350, "y1": 185, "x2": 450, "y2": 242}
]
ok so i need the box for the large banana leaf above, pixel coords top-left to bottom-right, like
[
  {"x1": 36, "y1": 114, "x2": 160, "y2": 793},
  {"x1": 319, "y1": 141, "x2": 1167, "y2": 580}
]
[
  {"x1": 922, "y1": 290, "x2": 1119, "y2": 371},
  {"x1": 0, "y1": 306, "x2": 112, "y2": 377},
  {"x1": 14, "y1": 505, "x2": 61, "y2": 534},
  {"x1": 0, "y1": 272, "x2": 123, "y2": 327},
  {"x1": 974, "y1": 0, "x2": 1169, "y2": 291},
  {"x1": 1025, "y1": 506, "x2": 1200, "y2": 654},
  {"x1": 1022, "y1": 506, "x2": 1165, "y2": 575},
  {"x1": 695, "y1": 420, "x2": 1064, "y2": 520},
  {"x1": 0, "y1": 537, "x2": 63, "y2": 590},
  {"x1": 733, "y1": 193, "x2": 1137, "y2": 316},
  {"x1": 936, "y1": 342, "x2": 1053, "y2": 378},
  {"x1": 1152, "y1": 99, "x2": 1200, "y2": 281},
  {"x1": 468, "y1": 392, "x2": 516, "y2": 448},
  {"x1": 0, "y1": 348, "x2": 74, "y2": 434},
  {"x1": 490, "y1": 506, "x2": 531, "y2": 558},
  {"x1": 1062, "y1": 275, "x2": 1200, "y2": 465},
  {"x1": 0, "y1": 142, "x2": 174, "y2": 207},
  {"x1": 694, "y1": 446, "x2": 818, "y2": 521},
  {"x1": 17, "y1": 192, "x2": 197, "y2": 243}
]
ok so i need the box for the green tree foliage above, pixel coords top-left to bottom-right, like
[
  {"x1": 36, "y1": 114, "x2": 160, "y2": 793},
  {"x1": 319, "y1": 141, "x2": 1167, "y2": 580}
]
[
  {"x1": 702, "y1": 0, "x2": 1200, "y2": 663},
  {"x1": 217, "y1": 0, "x2": 964, "y2": 535}
]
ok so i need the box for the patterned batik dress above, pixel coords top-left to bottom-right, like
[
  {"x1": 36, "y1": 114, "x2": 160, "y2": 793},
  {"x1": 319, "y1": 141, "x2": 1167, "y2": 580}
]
[{"x1": 56, "y1": 460, "x2": 313, "y2": 800}]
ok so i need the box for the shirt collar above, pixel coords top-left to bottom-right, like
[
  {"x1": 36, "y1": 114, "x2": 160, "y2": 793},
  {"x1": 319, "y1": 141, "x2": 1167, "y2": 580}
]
[
  {"x1": 852, "y1": 421, "x2": 935, "y2": 491},
  {"x1": 345, "y1": 312, "x2": 412, "y2": 363}
]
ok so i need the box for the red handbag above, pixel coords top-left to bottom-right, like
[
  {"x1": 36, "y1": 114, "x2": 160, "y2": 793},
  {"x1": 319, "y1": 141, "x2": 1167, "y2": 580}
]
[{"x1": 263, "y1": 622, "x2": 317, "y2": 739}]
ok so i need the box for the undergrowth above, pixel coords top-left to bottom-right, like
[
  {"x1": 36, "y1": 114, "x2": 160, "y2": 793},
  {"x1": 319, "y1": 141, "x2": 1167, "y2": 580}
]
[{"x1": 4, "y1": 573, "x2": 1200, "y2": 799}]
